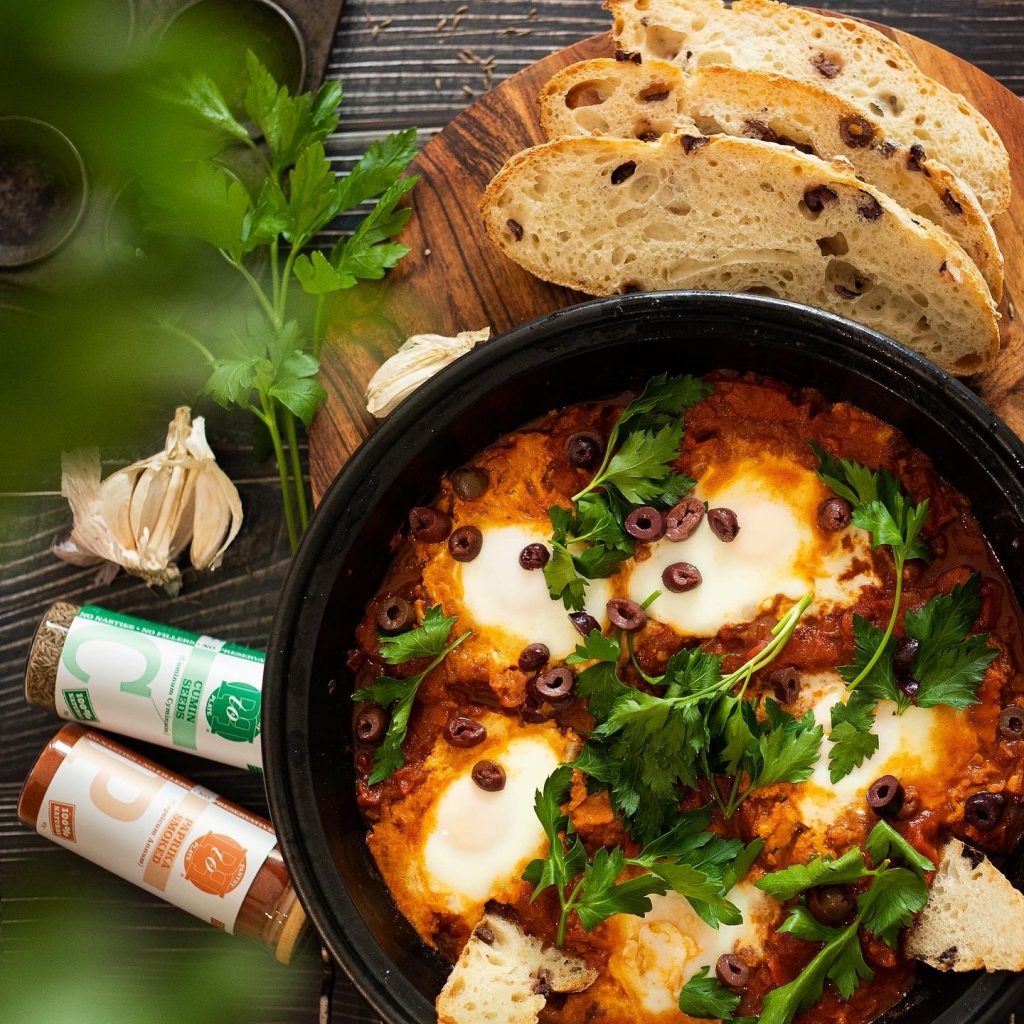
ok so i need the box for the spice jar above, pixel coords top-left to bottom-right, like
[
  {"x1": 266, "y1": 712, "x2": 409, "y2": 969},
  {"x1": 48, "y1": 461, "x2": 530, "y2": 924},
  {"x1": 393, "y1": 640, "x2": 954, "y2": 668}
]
[
  {"x1": 24, "y1": 602, "x2": 264, "y2": 771},
  {"x1": 18, "y1": 724, "x2": 307, "y2": 964}
]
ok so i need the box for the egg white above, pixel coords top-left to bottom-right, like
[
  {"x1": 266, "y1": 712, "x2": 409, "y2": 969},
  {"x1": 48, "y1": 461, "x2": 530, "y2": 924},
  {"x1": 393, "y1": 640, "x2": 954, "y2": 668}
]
[
  {"x1": 628, "y1": 455, "x2": 877, "y2": 637},
  {"x1": 460, "y1": 523, "x2": 612, "y2": 660},
  {"x1": 609, "y1": 883, "x2": 778, "y2": 1014}
]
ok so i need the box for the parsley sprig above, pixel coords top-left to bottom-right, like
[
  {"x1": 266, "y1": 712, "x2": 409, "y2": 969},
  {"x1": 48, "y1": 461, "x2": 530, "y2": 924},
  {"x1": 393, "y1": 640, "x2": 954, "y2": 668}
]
[
  {"x1": 544, "y1": 375, "x2": 711, "y2": 610},
  {"x1": 573, "y1": 596, "x2": 818, "y2": 841},
  {"x1": 810, "y1": 443, "x2": 929, "y2": 690},
  {"x1": 827, "y1": 574, "x2": 997, "y2": 781},
  {"x1": 152, "y1": 54, "x2": 418, "y2": 551},
  {"x1": 680, "y1": 821, "x2": 934, "y2": 1024},
  {"x1": 523, "y1": 767, "x2": 762, "y2": 945},
  {"x1": 352, "y1": 606, "x2": 470, "y2": 784}
]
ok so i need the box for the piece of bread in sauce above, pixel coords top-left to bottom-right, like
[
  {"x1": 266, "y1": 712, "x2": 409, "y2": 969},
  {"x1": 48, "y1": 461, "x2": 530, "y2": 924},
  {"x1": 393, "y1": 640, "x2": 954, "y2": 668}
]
[
  {"x1": 539, "y1": 59, "x2": 1003, "y2": 301},
  {"x1": 907, "y1": 839, "x2": 1024, "y2": 972},
  {"x1": 436, "y1": 911, "x2": 598, "y2": 1024},
  {"x1": 480, "y1": 132, "x2": 999, "y2": 375},
  {"x1": 606, "y1": 0, "x2": 1011, "y2": 218}
]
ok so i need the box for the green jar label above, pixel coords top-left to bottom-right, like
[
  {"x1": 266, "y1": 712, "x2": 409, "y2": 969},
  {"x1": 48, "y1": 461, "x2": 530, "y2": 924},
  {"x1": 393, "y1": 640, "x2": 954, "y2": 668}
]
[{"x1": 55, "y1": 606, "x2": 265, "y2": 770}]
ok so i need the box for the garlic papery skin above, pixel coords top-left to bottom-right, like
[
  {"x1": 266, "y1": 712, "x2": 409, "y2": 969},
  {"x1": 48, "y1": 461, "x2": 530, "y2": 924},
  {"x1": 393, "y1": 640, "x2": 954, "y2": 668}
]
[
  {"x1": 365, "y1": 327, "x2": 490, "y2": 418},
  {"x1": 53, "y1": 407, "x2": 243, "y2": 595}
]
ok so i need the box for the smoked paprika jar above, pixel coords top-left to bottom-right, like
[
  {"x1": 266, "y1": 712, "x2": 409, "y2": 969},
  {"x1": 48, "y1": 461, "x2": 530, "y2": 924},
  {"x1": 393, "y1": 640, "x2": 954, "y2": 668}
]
[{"x1": 18, "y1": 724, "x2": 307, "y2": 964}]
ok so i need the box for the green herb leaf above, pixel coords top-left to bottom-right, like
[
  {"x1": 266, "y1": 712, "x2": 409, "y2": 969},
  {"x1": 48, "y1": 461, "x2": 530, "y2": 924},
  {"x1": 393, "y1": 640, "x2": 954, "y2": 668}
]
[
  {"x1": 574, "y1": 847, "x2": 666, "y2": 931},
  {"x1": 677, "y1": 966, "x2": 742, "y2": 1019},
  {"x1": 285, "y1": 142, "x2": 341, "y2": 244},
  {"x1": 857, "y1": 866, "x2": 929, "y2": 945},
  {"x1": 336, "y1": 127, "x2": 419, "y2": 211},
  {"x1": 827, "y1": 690, "x2": 880, "y2": 783},
  {"x1": 618, "y1": 373, "x2": 714, "y2": 435},
  {"x1": 864, "y1": 821, "x2": 934, "y2": 880},
  {"x1": 778, "y1": 905, "x2": 846, "y2": 943},
  {"x1": 378, "y1": 605, "x2": 459, "y2": 664},
  {"x1": 352, "y1": 606, "x2": 470, "y2": 783},
  {"x1": 598, "y1": 422, "x2": 689, "y2": 507},
  {"x1": 906, "y1": 575, "x2": 996, "y2": 709},
  {"x1": 755, "y1": 847, "x2": 871, "y2": 901},
  {"x1": 163, "y1": 71, "x2": 251, "y2": 144},
  {"x1": 293, "y1": 249, "x2": 357, "y2": 295}
]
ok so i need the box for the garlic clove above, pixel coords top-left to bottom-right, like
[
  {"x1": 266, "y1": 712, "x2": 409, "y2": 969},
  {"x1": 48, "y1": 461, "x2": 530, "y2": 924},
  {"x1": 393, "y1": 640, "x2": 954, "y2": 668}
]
[
  {"x1": 365, "y1": 327, "x2": 490, "y2": 418},
  {"x1": 190, "y1": 461, "x2": 243, "y2": 570}
]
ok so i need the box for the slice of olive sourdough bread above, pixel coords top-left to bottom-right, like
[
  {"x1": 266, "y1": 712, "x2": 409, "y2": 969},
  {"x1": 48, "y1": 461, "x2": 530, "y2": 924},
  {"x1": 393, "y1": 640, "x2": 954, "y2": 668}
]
[
  {"x1": 607, "y1": 0, "x2": 1011, "y2": 217},
  {"x1": 907, "y1": 839, "x2": 1024, "y2": 972},
  {"x1": 436, "y1": 911, "x2": 598, "y2": 1024},
  {"x1": 480, "y1": 133, "x2": 999, "y2": 375},
  {"x1": 539, "y1": 59, "x2": 1003, "y2": 299}
]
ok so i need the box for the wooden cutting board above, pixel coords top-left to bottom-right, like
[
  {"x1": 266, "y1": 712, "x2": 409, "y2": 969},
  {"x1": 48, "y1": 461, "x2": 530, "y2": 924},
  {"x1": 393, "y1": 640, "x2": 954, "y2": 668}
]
[{"x1": 309, "y1": 28, "x2": 1024, "y2": 504}]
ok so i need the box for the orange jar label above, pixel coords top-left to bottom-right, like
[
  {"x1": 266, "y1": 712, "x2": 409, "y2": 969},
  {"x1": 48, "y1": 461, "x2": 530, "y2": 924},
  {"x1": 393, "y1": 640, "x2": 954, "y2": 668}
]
[{"x1": 184, "y1": 832, "x2": 248, "y2": 897}]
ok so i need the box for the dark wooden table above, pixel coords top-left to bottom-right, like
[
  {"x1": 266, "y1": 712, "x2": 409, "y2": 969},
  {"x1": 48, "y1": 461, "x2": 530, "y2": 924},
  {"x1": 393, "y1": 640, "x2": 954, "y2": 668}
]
[{"x1": 1, "y1": 2, "x2": 1020, "y2": 1022}]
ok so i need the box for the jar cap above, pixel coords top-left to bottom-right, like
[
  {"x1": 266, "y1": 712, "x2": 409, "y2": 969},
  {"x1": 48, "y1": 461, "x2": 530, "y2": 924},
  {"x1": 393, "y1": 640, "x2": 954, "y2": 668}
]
[{"x1": 274, "y1": 898, "x2": 309, "y2": 965}]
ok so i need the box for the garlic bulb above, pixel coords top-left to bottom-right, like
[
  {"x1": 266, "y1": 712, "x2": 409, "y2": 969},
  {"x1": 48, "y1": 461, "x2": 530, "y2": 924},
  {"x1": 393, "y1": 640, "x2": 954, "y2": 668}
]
[
  {"x1": 365, "y1": 327, "x2": 490, "y2": 418},
  {"x1": 53, "y1": 407, "x2": 243, "y2": 595}
]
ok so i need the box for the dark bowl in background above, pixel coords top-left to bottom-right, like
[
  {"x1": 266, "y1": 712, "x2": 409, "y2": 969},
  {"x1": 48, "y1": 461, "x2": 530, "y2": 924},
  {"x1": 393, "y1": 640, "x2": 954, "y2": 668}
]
[{"x1": 264, "y1": 292, "x2": 1024, "y2": 1024}]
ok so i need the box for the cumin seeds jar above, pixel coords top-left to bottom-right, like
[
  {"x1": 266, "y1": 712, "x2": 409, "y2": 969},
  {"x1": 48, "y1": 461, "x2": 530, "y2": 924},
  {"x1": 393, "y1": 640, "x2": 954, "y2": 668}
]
[
  {"x1": 18, "y1": 724, "x2": 306, "y2": 963},
  {"x1": 25, "y1": 602, "x2": 265, "y2": 771}
]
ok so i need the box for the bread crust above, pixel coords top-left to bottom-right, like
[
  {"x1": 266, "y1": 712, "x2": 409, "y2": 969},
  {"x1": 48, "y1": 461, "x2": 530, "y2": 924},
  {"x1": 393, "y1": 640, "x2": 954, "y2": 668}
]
[
  {"x1": 481, "y1": 133, "x2": 999, "y2": 375},
  {"x1": 606, "y1": 0, "x2": 1011, "y2": 217},
  {"x1": 539, "y1": 58, "x2": 1003, "y2": 300}
]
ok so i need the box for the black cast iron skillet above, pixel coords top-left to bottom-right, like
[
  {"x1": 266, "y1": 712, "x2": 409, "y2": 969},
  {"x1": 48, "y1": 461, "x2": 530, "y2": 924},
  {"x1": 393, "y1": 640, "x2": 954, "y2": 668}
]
[{"x1": 264, "y1": 292, "x2": 1024, "y2": 1024}]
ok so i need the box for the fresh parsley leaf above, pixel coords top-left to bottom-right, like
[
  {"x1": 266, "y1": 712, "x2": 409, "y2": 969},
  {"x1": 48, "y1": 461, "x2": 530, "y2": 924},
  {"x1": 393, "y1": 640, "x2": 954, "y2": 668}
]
[
  {"x1": 574, "y1": 847, "x2": 666, "y2": 930},
  {"x1": 522, "y1": 766, "x2": 586, "y2": 900},
  {"x1": 378, "y1": 605, "x2": 460, "y2": 663},
  {"x1": 827, "y1": 690, "x2": 880, "y2": 783},
  {"x1": 164, "y1": 71, "x2": 251, "y2": 145},
  {"x1": 352, "y1": 605, "x2": 469, "y2": 783},
  {"x1": 758, "y1": 922, "x2": 868, "y2": 1024},
  {"x1": 839, "y1": 615, "x2": 901, "y2": 703},
  {"x1": 747, "y1": 703, "x2": 823, "y2": 790},
  {"x1": 568, "y1": 631, "x2": 629, "y2": 720},
  {"x1": 678, "y1": 966, "x2": 742, "y2": 1019},
  {"x1": 285, "y1": 142, "x2": 341, "y2": 245},
  {"x1": 618, "y1": 373, "x2": 714, "y2": 435},
  {"x1": 597, "y1": 422, "x2": 691, "y2": 507},
  {"x1": 755, "y1": 847, "x2": 871, "y2": 901},
  {"x1": 864, "y1": 821, "x2": 934, "y2": 880},
  {"x1": 336, "y1": 127, "x2": 419, "y2": 211},
  {"x1": 778, "y1": 904, "x2": 845, "y2": 943},
  {"x1": 811, "y1": 444, "x2": 930, "y2": 698},
  {"x1": 906, "y1": 575, "x2": 996, "y2": 709},
  {"x1": 293, "y1": 249, "x2": 357, "y2": 295},
  {"x1": 857, "y1": 866, "x2": 929, "y2": 946}
]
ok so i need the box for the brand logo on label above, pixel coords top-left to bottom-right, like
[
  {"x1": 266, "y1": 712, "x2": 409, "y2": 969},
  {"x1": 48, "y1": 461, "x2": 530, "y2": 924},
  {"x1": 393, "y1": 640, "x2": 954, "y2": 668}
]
[
  {"x1": 205, "y1": 681, "x2": 261, "y2": 743},
  {"x1": 48, "y1": 800, "x2": 77, "y2": 841},
  {"x1": 62, "y1": 688, "x2": 99, "y2": 722},
  {"x1": 183, "y1": 831, "x2": 247, "y2": 897}
]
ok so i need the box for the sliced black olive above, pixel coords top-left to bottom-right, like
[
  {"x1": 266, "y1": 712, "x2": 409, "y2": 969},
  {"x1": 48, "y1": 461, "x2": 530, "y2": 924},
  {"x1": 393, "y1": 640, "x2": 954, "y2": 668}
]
[
  {"x1": 867, "y1": 774, "x2": 904, "y2": 818},
  {"x1": 807, "y1": 885, "x2": 856, "y2": 925},
  {"x1": 518, "y1": 643, "x2": 550, "y2": 672},
  {"x1": 376, "y1": 596, "x2": 413, "y2": 633},
  {"x1": 708, "y1": 507, "x2": 740, "y2": 542},
  {"x1": 451, "y1": 467, "x2": 489, "y2": 500},
  {"x1": 471, "y1": 760, "x2": 506, "y2": 792},
  {"x1": 965, "y1": 791, "x2": 1006, "y2": 832},
  {"x1": 565, "y1": 431, "x2": 603, "y2": 468},
  {"x1": 662, "y1": 561, "x2": 702, "y2": 593},
  {"x1": 665, "y1": 496, "x2": 704, "y2": 541},
  {"x1": 519, "y1": 543, "x2": 551, "y2": 570},
  {"x1": 999, "y1": 705, "x2": 1024, "y2": 741},
  {"x1": 443, "y1": 715, "x2": 487, "y2": 748},
  {"x1": 409, "y1": 506, "x2": 452, "y2": 542},
  {"x1": 893, "y1": 636, "x2": 920, "y2": 679},
  {"x1": 625, "y1": 505, "x2": 665, "y2": 541},
  {"x1": 607, "y1": 598, "x2": 647, "y2": 631},
  {"x1": 569, "y1": 611, "x2": 600, "y2": 637},
  {"x1": 529, "y1": 666, "x2": 575, "y2": 704},
  {"x1": 768, "y1": 666, "x2": 800, "y2": 704},
  {"x1": 354, "y1": 705, "x2": 388, "y2": 745},
  {"x1": 449, "y1": 525, "x2": 483, "y2": 562},
  {"x1": 817, "y1": 496, "x2": 852, "y2": 532},
  {"x1": 715, "y1": 954, "x2": 750, "y2": 990}
]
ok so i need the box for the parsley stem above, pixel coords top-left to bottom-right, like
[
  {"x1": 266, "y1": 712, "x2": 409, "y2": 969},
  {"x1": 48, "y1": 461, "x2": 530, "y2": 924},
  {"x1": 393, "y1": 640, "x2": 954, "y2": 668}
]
[
  {"x1": 227, "y1": 252, "x2": 279, "y2": 325},
  {"x1": 557, "y1": 876, "x2": 587, "y2": 947},
  {"x1": 848, "y1": 556, "x2": 904, "y2": 690},
  {"x1": 258, "y1": 395, "x2": 299, "y2": 552},
  {"x1": 626, "y1": 631, "x2": 662, "y2": 687},
  {"x1": 270, "y1": 237, "x2": 281, "y2": 313},
  {"x1": 277, "y1": 245, "x2": 300, "y2": 322},
  {"x1": 283, "y1": 410, "x2": 310, "y2": 530},
  {"x1": 161, "y1": 322, "x2": 216, "y2": 365},
  {"x1": 312, "y1": 294, "x2": 327, "y2": 359},
  {"x1": 570, "y1": 422, "x2": 621, "y2": 504}
]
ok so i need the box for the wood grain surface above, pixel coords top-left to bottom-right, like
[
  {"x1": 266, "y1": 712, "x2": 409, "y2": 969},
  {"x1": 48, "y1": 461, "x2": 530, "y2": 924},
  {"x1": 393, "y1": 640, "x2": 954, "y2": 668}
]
[
  {"x1": 2, "y1": 4, "x2": 1022, "y2": 1024},
  {"x1": 310, "y1": 23, "x2": 1024, "y2": 501}
]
